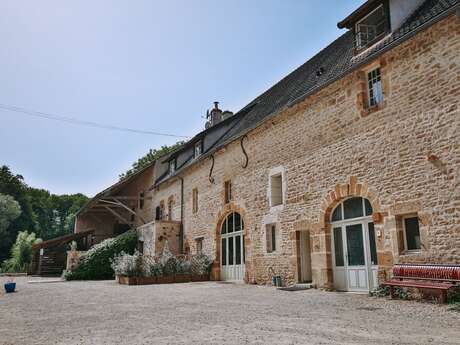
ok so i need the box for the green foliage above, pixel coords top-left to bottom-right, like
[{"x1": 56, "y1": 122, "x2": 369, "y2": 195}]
[
  {"x1": 118, "y1": 141, "x2": 185, "y2": 181},
  {"x1": 64, "y1": 230, "x2": 138, "y2": 280},
  {"x1": 0, "y1": 165, "x2": 89, "y2": 262},
  {"x1": 370, "y1": 285, "x2": 390, "y2": 297},
  {"x1": 448, "y1": 286, "x2": 460, "y2": 304},
  {"x1": 110, "y1": 251, "x2": 213, "y2": 278},
  {"x1": 0, "y1": 193, "x2": 21, "y2": 235},
  {"x1": 1, "y1": 231, "x2": 42, "y2": 272}
]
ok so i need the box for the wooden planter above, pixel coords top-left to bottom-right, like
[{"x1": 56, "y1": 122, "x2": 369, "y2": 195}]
[
  {"x1": 191, "y1": 274, "x2": 210, "y2": 282},
  {"x1": 117, "y1": 276, "x2": 138, "y2": 285},
  {"x1": 117, "y1": 273, "x2": 210, "y2": 285}
]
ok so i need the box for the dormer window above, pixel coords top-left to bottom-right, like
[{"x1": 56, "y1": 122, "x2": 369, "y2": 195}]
[
  {"x1": 169, "y1": 159, "x2": 176, "y2": 175},
  {"x1": 355, "y1": 5, "x2": 389, "y2": 50},
  {"x1": 194, "y1": 140, "x2": 202, "y2": 159}
]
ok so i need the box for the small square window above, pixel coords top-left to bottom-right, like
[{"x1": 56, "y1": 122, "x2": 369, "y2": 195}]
[
  {"x1": 139, "y1": 191, "x2": 145, "y2": 209},
  {"x1": 192, "y1": 188, "x2": 198, "y2": 214},
  {"x1": 196, "y1": 238, "x2": 203, "y2": 254},
  {"x1": 403, "y1": 216, "x2": 421, "y2": 251},
  {"x1": 224, "y1": 180, "x2": 232, "y2": 204},
  {"x1": 266, "y1": 224, "x2": 277, "y2": 253},
  {"x1": 367, "y1": 67, "x2": 383, "y2": 107},
  {"x1": 270, "y1": 173, "x2": 283, "y2": 207},
  {"x1": 194, "y1": 141, "x2": 202, "y2": 158}
]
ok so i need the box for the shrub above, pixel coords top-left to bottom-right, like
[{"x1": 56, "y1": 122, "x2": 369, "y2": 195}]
[
  {"x1": 2, "y1": 231, "x2": 41, "y2": 273},
  {"x1": 64, "y1": 230, "x2": 137, "y2": 280},
  {"x1": 191, "y1": 253, "x2": 214, "y2": 275},
  {"x1": 111, "y1": 251, "x2": 143, "y2": 277}
]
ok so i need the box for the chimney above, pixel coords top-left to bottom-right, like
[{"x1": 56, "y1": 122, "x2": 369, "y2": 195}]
[{"x1": 205, "y1": 101, "x2": 233, "y2": 128}]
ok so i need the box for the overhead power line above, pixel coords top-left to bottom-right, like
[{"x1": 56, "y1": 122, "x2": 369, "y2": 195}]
[{"x1": 0, "y1": 103, "x2": 190, "y2": 139}]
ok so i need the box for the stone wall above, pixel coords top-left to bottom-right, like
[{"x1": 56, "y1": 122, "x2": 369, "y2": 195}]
[{"x1": 154, "y1": 14, "x2": 460, "y2": 287}]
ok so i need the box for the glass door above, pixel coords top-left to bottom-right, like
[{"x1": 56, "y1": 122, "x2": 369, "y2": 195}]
[{"x1": 345, "y1": 223, "x2": 369, "y2": 291}]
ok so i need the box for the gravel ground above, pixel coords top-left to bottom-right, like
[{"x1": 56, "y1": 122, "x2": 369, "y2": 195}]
[{"x1": 1, "y1": 277, "x2": 459, "y2": 345}]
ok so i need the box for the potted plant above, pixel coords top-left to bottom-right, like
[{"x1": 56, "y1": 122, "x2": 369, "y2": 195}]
[{"x1": 4, "y1": 277, "x2": 16, "y2": 293}]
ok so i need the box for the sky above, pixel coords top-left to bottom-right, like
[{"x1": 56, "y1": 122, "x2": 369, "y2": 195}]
[{"x1": 0, "y1": 0, "x2": 364, "y2": 197}]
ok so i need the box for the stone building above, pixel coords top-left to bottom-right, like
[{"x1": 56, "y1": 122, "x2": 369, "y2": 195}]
[{"x1": 77, "y1": 0, "x2": 460, "y2": 292}]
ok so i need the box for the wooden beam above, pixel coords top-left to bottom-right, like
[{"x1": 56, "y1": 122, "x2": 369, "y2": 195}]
[
  {"x1": 103, "y1": 206, "x2": 131, "y2": 224},
  {"x1": 113, "y1": 198, "x2": 147, "y2": 225}
]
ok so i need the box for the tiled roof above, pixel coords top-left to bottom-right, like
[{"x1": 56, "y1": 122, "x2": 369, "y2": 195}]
[
  {"x1": 213, "y1": 0, "x2": 458, "y2": 150},
  {"x1": 155, "y1": 0, "x2": 458, "y2": 186}
]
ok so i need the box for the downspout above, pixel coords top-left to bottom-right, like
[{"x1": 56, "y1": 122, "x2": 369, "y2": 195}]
[{"x1": 177, "y1": 176, "x2": 184, "y2": 254}]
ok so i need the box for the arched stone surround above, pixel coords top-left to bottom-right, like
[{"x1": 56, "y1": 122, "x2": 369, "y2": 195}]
[
  {"x1": 294, "y1": 176, "x2": 393, "y2": 289},
  {"x1": 211, "y1": 202, "x2": 250, "y2": 282}
]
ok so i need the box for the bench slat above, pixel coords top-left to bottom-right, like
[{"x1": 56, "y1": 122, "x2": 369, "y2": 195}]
[{"x1": 383, "y1": 280, "x2": 453, "y2": 290}]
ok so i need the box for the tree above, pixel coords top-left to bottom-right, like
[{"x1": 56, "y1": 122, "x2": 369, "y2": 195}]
[
  {"x1": 0, "y1": 165, "x2": 89, "y2": 262},
  {"x1": 0, "y1": 193, "x2": 21, "y2": 236},
  {"x1": 2, "y1": 231, "x2": 42, "y2": 272},
  {"x1": 119, "y1": 141, "x2": 185, "y2": 180}
]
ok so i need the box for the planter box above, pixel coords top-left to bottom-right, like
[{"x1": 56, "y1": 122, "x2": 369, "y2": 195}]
[
  {"x1": 191, "y1": 274, "x2": 210, "y2": 282},
  {"x1": 136, "y1": 276, "x2": 157, "y2": 285},
  {"x1": 116, "y1": 273, "x2": 210, "y2": 285},
  {"x1": 174, "y1": 274, "x2": 192, "y2": 283},
  {"x1": 156, "y1": 275, "x2": 175, "y2": 284},
  {"x1": 117, "y1": 276, "x2": 138, "y2": 285}
]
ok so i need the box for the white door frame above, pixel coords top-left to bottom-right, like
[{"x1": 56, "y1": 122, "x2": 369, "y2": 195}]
[
  {"x1": 220, "y1": 212, "x2": 245, "y2": 281},
  {"x1": 331, "y1": 215, "x2": 377, "y2": 292}
]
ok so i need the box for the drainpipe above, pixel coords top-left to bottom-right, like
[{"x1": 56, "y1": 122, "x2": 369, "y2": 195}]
[{"x1": 177, "y1": 176, "x2": 184, "y2": 254}]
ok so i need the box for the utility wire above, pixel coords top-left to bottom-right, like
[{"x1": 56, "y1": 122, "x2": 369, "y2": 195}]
[{"x1": 0, "y1": 103, "x2": 190, "y2": 138}]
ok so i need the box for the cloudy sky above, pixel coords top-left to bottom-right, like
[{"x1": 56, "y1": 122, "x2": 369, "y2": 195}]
[{"x1": 0, "y1": 0, "x2": 363, "y2": 196}]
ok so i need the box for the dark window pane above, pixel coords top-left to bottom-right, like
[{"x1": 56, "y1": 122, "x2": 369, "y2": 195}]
[
  {"x1": 343, "y1": 197, "x2": 364, "y2": 219},
  {"x1": 221, "y1": 238, "x2": 227, "y2": 266},
  {"x1": 333, "y1": 227, "x2": 344, "y2": 267},
  {"x1": 235, "y1": 235, "x2": 241, "y2": 265},
  {"x1": 228, "y1": 237, "x2": 234, "y2": 265},
  {"x1": 346, "y1": 224, "x2": 365, "y2": 266},
  {"x1": 271, "y1": 226, "x2": 276, "y2": 252},
  {"x1": 332, "y1": 206, "x2": 342, "y2": 222},
  {"x1": 368, "y1": 223, "x2": 378, "y2": 265},
  {"x1": 404, "y1": 217, "x2": 421, "y2": 250},
  {"x1": 227, "y1": 213, "x2": 234, "y2": 233},
  {"x1": 234, "y1": 213, "x2": 242, "y2": 232},
  {"x1": 221, "y1": 219, "x2": 227, "y2": 234},
  {"x1": 365, "y1": 199, "x2": 373, "y2": 216}
]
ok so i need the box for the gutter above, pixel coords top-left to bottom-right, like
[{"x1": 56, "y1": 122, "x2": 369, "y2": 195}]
[{"x1": 177, "y1": 175, "x2": 184, "y2": 254}]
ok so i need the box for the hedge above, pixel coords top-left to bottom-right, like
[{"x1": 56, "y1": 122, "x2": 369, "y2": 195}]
[{"x1": 65, "y1": 230, "x2": 137, "y2": 280}]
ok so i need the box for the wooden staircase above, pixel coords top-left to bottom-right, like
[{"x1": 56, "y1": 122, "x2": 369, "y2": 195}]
[{"x1": 38, "y1": 251, "x2": 66, "y2": 276}]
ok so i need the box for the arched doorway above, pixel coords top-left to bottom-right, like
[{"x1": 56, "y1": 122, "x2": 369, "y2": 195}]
[
  {"x1": 220, "y1": 212, "x2": 245, "y2": 281},
  {"x1": 331, "y1": 197, "x2": 378, "y2": 292}
]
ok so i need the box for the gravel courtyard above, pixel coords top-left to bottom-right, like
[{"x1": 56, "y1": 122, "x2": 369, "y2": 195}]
[{"x1": 1, "y1": 277, "x2": 459, "y2": 345}]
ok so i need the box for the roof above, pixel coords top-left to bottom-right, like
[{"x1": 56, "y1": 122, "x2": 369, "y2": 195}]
[
  {"x1": 337, "y1": 0, "x2": 382, "y2": 29},
  {"x1": 76, "y1": 160, "x2": 156, "y2": 216},
  {"x1": 155, "y1": 0, "x2": 458, "y2": 187}
]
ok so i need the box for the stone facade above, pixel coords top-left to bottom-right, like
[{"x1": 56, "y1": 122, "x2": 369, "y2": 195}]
[{"x1": 151, "y1": 14, "x2": 460, "y2": 287}]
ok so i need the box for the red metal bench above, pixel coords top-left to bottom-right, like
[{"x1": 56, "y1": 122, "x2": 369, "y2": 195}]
[{"x1": 383, "y1": 264, "x2": 460, "y2": 303}]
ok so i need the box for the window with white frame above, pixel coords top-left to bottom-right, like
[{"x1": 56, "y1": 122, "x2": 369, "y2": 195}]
[
  {"x1": 355, "y1": 5, "x2": 388, "y2": 50},
  {"x1": 270, "y1": 173, "x2": 283, "y2": 207},
  {"x1": 194, "y1": 140, "x2": 202, "y2": 158},
  {"x1": 403, "y1": 215, "x2": 421, "y2": 251},
  {"x1": 266, "y1": 224, "x2": 277, "y2": 253},
  {"x1": 367, "y1": 67, "x2": 383, "y2": 107}
]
